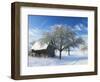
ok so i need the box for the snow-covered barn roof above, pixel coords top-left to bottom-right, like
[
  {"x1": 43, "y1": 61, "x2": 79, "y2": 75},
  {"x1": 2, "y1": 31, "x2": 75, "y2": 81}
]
[{"x1": 31, "y1": 41, "x2": 48, "y2": 50}]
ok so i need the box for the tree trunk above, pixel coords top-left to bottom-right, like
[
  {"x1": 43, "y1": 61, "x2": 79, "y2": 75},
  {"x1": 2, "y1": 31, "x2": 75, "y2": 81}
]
[
  {"x1": 68, "y1": 47, "x2": 70, "y2": 56},
  {"x1": 59, "y1": 50, "x2": 62, "y2": 59}
]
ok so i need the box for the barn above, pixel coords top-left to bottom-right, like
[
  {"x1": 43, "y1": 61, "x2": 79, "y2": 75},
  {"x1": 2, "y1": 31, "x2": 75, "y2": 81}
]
[{"x1": 31, "y1": 41, "x2": 55, "y2": 57}]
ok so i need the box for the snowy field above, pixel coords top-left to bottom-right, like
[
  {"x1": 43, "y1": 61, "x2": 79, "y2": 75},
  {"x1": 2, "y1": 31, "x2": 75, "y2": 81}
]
[{"x1": 28, "y1": 50, "x2": 88, "y2": 67}]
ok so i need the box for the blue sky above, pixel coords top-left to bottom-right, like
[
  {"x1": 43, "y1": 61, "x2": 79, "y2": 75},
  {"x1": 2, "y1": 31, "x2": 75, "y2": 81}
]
[
  {"x1": 29, "y1": 15, "x2": 88, "y2": 34},
  {"x1": 28, "y1": 15, "x2": 88, "y2": 48}
]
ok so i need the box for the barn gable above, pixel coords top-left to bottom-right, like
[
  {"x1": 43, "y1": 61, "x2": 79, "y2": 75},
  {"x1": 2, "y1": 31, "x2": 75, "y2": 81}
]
[
  {"x1": 31, "y1": 41, "x2": 55, "y2": 57},
  {"x1": 31, "y1": 41, "x2": 48, "y2": 50}
]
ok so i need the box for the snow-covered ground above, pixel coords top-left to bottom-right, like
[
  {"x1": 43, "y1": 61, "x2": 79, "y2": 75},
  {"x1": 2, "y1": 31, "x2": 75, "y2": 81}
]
[{"x1": 28, "y1": 50, "x2": 88, "y2": 67}]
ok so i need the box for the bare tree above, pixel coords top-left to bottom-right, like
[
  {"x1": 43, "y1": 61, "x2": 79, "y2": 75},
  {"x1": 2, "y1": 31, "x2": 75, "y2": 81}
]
[{"x1": 41, "y1": 24, "x2": 84, "y2": 59}]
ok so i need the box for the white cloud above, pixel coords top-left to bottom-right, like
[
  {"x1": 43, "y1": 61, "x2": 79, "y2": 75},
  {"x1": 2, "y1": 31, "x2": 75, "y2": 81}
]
[
  {"x1": 29, "y1": 27, "x2": 42, "y2": 42},
  {"x1": 28, "y1": 26, "x2": 50, "y2": 49},
  {"x1": 74, "y1": 25, "x2": 82, "y2": 31},
  {"x1": 29, "y1": 27, "x2": 43, "y2": 49},
  {"x1": 74, "y1": 23, "x2": 87, "y2": 31},
  {"x1": 40, "y1": 20, "x2": 48, "y2": 27}
]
